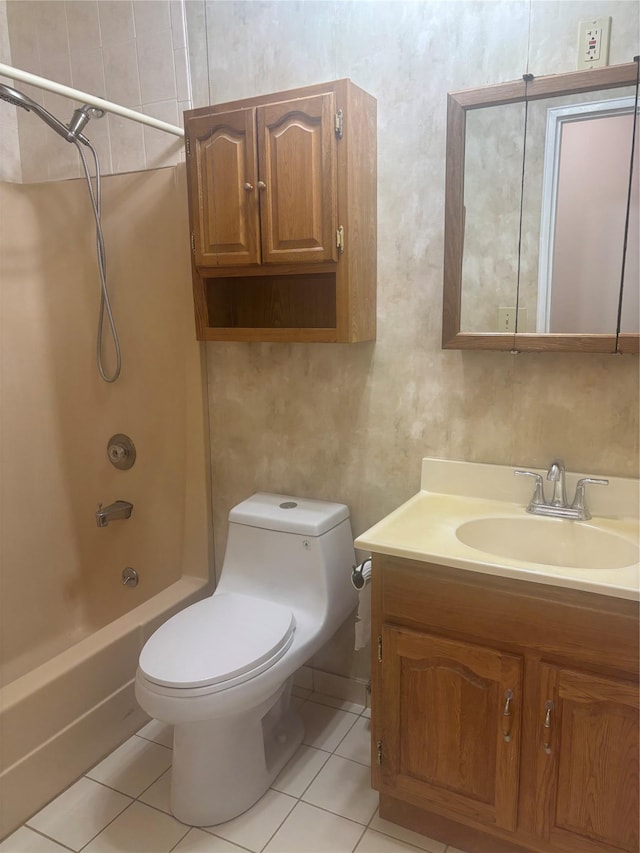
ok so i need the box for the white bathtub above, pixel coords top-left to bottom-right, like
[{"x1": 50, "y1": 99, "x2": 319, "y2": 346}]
[{"x1": 0, "y1": 576, "x2": 209, "y2": 839}]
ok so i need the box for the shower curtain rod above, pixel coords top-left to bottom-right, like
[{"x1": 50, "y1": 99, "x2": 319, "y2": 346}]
[{"x1": 0, "y1": 61, "x2": 185, "y2": 137}]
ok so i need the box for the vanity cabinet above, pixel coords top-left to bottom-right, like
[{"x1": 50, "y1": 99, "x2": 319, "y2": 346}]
[
  {"x1": 371, "y1": 554, "x2": 639, "y2": 853},
  {"x1": 184, "y1": 80, "x2": 376, "y2": 342}
]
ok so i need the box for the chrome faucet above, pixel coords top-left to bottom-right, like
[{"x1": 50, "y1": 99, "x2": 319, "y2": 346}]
[
  {"x1": 96, "y1": 500, "x2": 133, "y2": 527},
  {"x1": 546, "y1": 458, "x2": 568, "y2": 507},
  {"x1": 515, "y1": 462, "x2": 608, "y2": 520}
]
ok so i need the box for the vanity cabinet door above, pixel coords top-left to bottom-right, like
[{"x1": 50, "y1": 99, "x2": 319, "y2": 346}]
[
  {"x1": 533, "y1": 665, "x2": 639, "y2": 853},
  {"x1": 378, "y1": 625, "x2": 523, "y2": 832},
  {"x1": 187, "y1": 109, "x2": 261, "y2": 267},
  {"x1": 257, "y1": 93, "x2": 338, "y2": 265}
]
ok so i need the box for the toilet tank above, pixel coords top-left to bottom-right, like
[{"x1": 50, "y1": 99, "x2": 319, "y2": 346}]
[{"x1": 216, "y1": 494, "x2": 358, "y2": 630}]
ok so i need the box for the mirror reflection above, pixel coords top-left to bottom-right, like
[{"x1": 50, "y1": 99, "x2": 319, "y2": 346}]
[
  {"x1": 521, "y1": 87, "x2": 638, "y2": 335},
  {"x1": 444, "y1": 62, "x2": 639, "y2": 352}
]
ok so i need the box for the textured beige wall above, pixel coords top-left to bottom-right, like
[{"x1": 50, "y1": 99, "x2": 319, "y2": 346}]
[
  {"x1": 198, "y1": 1, "x2": 639, "y2": 679},
  {"x1": 0, "y1": 165, "x2": 211, "y2": 683}
]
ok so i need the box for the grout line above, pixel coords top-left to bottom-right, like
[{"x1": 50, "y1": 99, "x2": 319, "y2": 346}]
[
  {"x1": 18, "y1": 825, "x2": 77, "y2": 852},
  {"x1": 75, "y1": 798, "x2": 136, "y2": 852},
  {"x1": 350, "y1": 822, "x2": 369, "y2": 853}
]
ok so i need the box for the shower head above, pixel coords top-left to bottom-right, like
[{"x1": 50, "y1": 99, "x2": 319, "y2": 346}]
[
  {"x1": 0, "y1": 82, "x2": 73, "y2": 141},
  {"x1": 0, "y1": 82, "x2": 104, "y2": 144}
]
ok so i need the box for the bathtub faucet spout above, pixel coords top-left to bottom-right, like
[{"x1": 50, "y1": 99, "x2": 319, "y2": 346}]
[{"x1": 96, "y1": 500, "x2": 133, "y2": 527}]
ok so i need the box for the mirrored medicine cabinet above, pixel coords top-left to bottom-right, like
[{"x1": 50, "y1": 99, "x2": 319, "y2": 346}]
[{"x1": 442, "y1": 62, "x2": 639, "y2": 353}]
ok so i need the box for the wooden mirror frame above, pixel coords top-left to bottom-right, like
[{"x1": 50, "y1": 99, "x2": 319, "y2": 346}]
[{"x1": 442, "y1": 62, "x2": 639, "y2": 354}]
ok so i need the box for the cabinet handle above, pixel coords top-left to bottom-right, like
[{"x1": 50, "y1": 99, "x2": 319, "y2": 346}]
[
  {"x1": 257, "y1": 181, "x2": 267, "y2": 191},
  {"x1": 243, "y1": 182, "x2": 254, "y2": 191},
  {"x1": 502, "y1": 689, "x2": 514, "y2": 742},
  {"x1": 542, "y1": 700, "x2": 554, "y2": 755}
]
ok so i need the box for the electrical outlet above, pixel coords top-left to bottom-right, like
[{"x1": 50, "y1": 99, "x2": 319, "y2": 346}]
[
  {"x1": 577, "y1": 17, "x2": 611, "y2": 70},
  {"x1": 497, "y1": 307, "x2": 527, "y2": 333}
]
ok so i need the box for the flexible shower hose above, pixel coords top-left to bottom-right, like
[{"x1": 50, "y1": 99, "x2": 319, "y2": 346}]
[{"x1": 75, "y1": 140, "x2": 122, "y2": 383}]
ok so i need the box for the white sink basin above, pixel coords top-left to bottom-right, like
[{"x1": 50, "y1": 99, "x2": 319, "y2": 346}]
[{"x1": 456, "y1": 517, "x2": 639, "y2": 570}]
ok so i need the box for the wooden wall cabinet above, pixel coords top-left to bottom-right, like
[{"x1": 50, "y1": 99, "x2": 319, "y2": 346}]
[
  {"x1": 184, "y1": 80, "x2": 376, "y2": 342},
  {"x1": 371, "y1": 555, "x2": 639, "y2": 853}
]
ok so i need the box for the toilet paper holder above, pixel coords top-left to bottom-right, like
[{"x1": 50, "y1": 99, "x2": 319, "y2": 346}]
[{"x1": 351, "y1": 557, "x2": 372, "y2": 590}]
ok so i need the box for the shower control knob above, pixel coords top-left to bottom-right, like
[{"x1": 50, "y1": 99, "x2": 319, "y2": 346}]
[{"x1": 107, "y1": 434, "x2": 136, "y2": 470}]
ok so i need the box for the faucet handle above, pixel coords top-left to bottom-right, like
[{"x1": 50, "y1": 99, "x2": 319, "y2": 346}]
[
  {"x1": 571, "y1": 477, "x2": 609, "y2": 519},
  {"x1": 515, "y1": 470, "x2": 546, "y2": 507}
]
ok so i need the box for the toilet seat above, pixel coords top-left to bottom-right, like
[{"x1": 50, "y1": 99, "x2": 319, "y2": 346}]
[{"x1": 139, "y1": 593, "x2": 296, "y2": 691}]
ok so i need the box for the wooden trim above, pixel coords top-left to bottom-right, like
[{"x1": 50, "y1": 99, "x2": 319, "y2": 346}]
[
  {"x1": 376, "y1": 555, "x2": 639, "y2": 679},
  {"x1": 450, "y1": 63, "x2": 638, "y2": 110},
  {"x1": 198, "y1": 261, "x2": 338, "y2": 279},
  {"x1": 617, "y1": 333, "x2": 640, "y2": 354},
  {"x1": 512, "y1": 334, "x2": 617, "y2": 353},
  {"x1": 199, "y1": 326, "x2": 339, "y2": 343},
  {"x1": 442, "y1": 94, "x2": 467, "y2": 347},
  {"x1": 380, "y1": 794, "x2": 536, "y2": 853},
  {"x1": 186, "y1": 79, "x2": 353, "y2": 118}
]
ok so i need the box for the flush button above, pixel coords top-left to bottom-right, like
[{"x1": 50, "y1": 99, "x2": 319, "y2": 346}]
[{"x1": 279, "y1": 501, "x2": 297, "y2": 509}]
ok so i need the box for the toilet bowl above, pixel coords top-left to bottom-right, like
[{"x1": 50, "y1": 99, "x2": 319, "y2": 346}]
[{"x1": 135, "y1": 493, "x2": 358, "y2": 826}]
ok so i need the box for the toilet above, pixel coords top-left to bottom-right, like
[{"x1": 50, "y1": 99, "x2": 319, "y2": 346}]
[{"x1": 135, "y1": 493, "x2": 358, "y2": 827}]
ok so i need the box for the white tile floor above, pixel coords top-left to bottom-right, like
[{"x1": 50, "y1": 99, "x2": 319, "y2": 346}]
[{"x1": 1, "y1": 692, "x2": 470, "y2": 853}]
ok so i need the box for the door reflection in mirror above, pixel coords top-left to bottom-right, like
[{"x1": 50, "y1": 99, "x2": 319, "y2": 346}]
[{"x1": 537, "y1": 98, "x2": 639, "y2": 334}]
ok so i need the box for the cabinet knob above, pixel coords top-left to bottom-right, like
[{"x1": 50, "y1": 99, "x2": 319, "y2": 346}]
[
  {"x1": 243, "y1": 182, "x2": 254, "y2": 191},
  {"x1": 257, "y1": 181, "x2": 267, "y2": 191}
]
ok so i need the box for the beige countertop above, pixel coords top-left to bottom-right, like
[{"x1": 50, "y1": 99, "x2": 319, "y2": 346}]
[{"x1": 355, "y1": 459, "x2": 640, "y2": 601}]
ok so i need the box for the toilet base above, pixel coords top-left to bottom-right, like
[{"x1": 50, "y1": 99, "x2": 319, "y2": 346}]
[{"x1": 170, "y1": 678, "x2": 303, "y2": 826}]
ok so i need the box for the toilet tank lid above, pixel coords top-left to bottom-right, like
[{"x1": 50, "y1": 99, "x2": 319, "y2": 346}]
[{"x1": 229, "y1": 493, "x2": 350, "y2": 536}]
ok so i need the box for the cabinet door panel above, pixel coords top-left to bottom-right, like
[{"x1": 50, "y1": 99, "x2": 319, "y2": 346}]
[
  {"x1": 380, "y1": 626, "x2": 522, "y2": 831},
  {"x1": 187, "y1": 110, "x2": 260, "y2": 266},
  {"x1": 258, "y1": 94, "x2": 338, "y2": 264},
  {"x1": 535, "y1": 665, "x2": 639, "y2": 853}
]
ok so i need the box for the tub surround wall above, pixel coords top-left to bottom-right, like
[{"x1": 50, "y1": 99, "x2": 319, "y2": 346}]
[
  {"x1": 0, "y1": 164, "x2": 211, "y2": 684},
  {"x1": 196, "y1": 1, "x2": 639, "y2": 680}
]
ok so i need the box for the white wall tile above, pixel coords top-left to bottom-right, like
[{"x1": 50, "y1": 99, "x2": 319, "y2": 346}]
[
  {"x1": 70, "y1": 46, "x2": 107, "y2": 98},
  {"x1": 169, "y1": 0, "x2": 185, "y2": 49},
  {"x1": 137, "y1": 28, "x2": 176, "y2": 104},
  {"x1": 16, "y1": 108, "x2": 50, "y2": 182},
  {"x1": 98, "y1": 0, "x2": 134, "y2": 45},
  {"x1": 5, "y1": 0, "x2": 41, "y2": 71},
  {"x1": 133, "y1": 0, "x2": 171, "y2": 37},
  {"x1": 6, "y1": 0, "x2": 192, "y2": 182},
  {"x1": 103, "y1": 39, "x2": 141, "y2": 106},
  {"x1": 36, "y1": 1, "x2": 69, "y2": 63},
  {"x1": 47, "y1": 137, "x2": 83, "y2": 181},
  {"x1": 174, "y1": 46, "x2": 190, "y2": 102},
  {"x1": 142, "y1": 99, "x2": 182, "y2": 168},
  {"x1": 66, "y1": 1, "x2": 101, "y2": 52}
]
